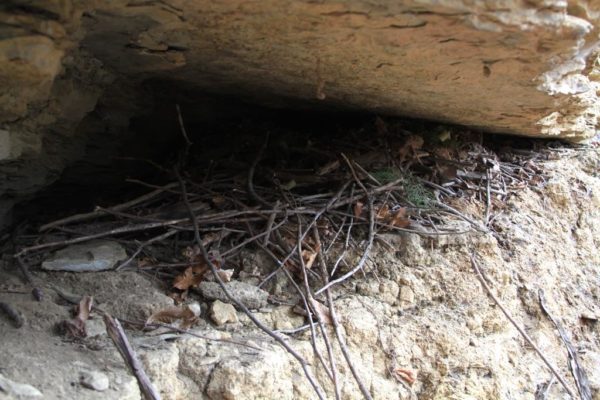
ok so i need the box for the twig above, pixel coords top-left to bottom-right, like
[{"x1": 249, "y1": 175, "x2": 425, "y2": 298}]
[
  {"x1": 16, "y1": 219, "x2": 188, "y2": 257},
  {"x1": 172, "y1": 113, "x2": 327, "y2": 400},
  {"x1": 470, "y1": 254, "x2": 576, "y2": 398},
  {"x1": 297, "y1": 224, "x2": 338, "y2": 391},
  {"x1": 538, "y1": 290, "x2": 591, "y2": 400},
  {"x1": 435, "y1": 201, "x2": 488, "y2": 233},
  {"x1": 116, "y1": 230, "x2": 178, "y2": 271},
  {"x1": 39, "y1": 183, "x2": 178, "y2": 232},
  {"x1": 248, "y1": 133, "x2": 272, "y2": 208},
  {"x1": 313, "y1": 226, "x2": 373, "y2": 400},
  {"x1": 104, "y1": 314, "x2": 162, "y2": 400}
]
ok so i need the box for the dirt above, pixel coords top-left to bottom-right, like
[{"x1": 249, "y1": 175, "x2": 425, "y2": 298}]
[{"x1": 1, "y1": 142, "x2": 599, "y2": 399}]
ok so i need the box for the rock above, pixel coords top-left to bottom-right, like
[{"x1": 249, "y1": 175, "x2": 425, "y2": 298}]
[
  {"x1": 209, "y1": 300, "x2": 238, "y2": 326},
  {"x1": 398, "y1": 285, "x2": 415, "y2": 309},
  {"x1": 197, "y1": 281, "x2": 269, "y2": 310},
  {"x1": 41, "y1": 240, "x2": 127, "y2": 272},
  {"x1": 0, "y1": 373, "x2": 42, "y2": 397},
  {"x1": 79, "y1": 370, "x2": 110, "y2": 391},
  {"x1": 1, "y1": 1, "x2": 600, "y2": 228}
]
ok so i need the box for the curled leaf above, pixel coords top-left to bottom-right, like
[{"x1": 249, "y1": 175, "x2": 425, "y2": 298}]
[{"x1": 146, "y1": 303, "x2": 201, "y2": 330}]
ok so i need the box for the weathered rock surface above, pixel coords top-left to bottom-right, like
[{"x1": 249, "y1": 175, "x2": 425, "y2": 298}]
[
  {"x1": 197, "y1": 281, "x2": 269, "y2": 310},
  {"x1": 41, "y1": 240, "x2": 127, "y2": 272},
  {"x1": 1, "y1": 0, "x2": 600, "y2": 227}
]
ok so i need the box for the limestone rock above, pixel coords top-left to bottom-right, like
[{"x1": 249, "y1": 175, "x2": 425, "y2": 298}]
[
  {"x1": 1, "y1": 0, "x2": 600, "y2": 228},
  {"x1": 0, "y1": 373, "x2": 42, "y2": 397},
  {"x1": 197, "y1": 281, "x2": 269, "y2": 310},
  {"x1": 41, "y1": 240, "x2": 127, "y2": 272},
  {"x1": 209, "y1": 300, "x2": 238, "y2": 326},
  {"x1": 79, "y1": 370, "x2": 110, "y2": 392}
]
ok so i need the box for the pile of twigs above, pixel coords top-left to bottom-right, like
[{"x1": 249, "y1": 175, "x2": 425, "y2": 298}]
[{"x1": 12, "y1": 114, "x2": 549, "y2": 399}]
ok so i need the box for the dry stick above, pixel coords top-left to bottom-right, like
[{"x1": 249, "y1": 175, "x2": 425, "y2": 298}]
[
  {"x1": 484, "y1": 168, "x2": 492, "y2": 226},
  {"x1": 258, "y1": 182, "x2": 350, "y2": 288},
  {"x1": 435, "y1": 201, "x2": 489, "y2": 233},
  {"x1": 313, "y1": 226, "x2": 373, "y2": 400},
  {"x1": 315, "y1": 155, "x2": 376, "y2": 296},
  {"x1": 104, "y1": 314, "x2": 162, "y2": 400},
  {"x1": 296, "y1": 225, "x2": 339, "y2": 394},
  {"x1": 116, "y1": 230, "x2": 179, "y2": 271},
  {"x1": 16, "y1": 219, "x2": 189, "y2": 257},
  {"x1": 175, "y1": 171, "x2": 326, "y2": 400},
  {"x1": 263, "y1": 200, "x2": 280, "y2": 246},
  {"x1": 470, "y1": 254, "x2": 576, "y2": 398},
  {"x1": 135, "y1": 322, "x2": 262, "y2": 352},
  {"x1": 220, "y1": 219, "x2": 287, "y2": 258},
  {"x1": 39, "y1": 183, "x2": 178, "y2": 232},
  {"x1": 538, "y1": 290, "x2": 591, "y2": 400},
  {"x1": 247, "y1": 132, "x2": 273, "y2": 208},
  {"x1": 16, "y1": 255, "x2": 43, "y2": 301}
]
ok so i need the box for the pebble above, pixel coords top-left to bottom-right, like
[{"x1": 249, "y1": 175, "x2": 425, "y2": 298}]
[
  {"x1": 210, "y1": 300, "x2": 238, "y2": 326},
  {"x1": 80, "y1": 370, "x2": 110, "y2": 391}
]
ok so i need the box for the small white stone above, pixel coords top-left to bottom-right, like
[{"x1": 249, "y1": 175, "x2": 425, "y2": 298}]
[
  {"x1": 210, "y1": 300, "x2": 238, "y2": 326},
  {"x1": 42, "y1": 240, "x2": 127, "y2": 272},
  {"x1": 80, "y1": 370, "x2": 110, "y2": 391}
]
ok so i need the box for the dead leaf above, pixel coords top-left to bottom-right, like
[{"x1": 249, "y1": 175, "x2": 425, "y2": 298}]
[
  {"x1": 392, "y1": 368, "x2": 416, "y2": 385},
  {"x1": 398, "y1": 135, "x2": 424, "y2": 162},
  {"x1": 437, "y1": 164, "x2": 458, "y2": 181},
  {"x1": 301, "y1": 249, "x2": 318, "y2": 270},
  {"x1": 169, "y1": 291, "x2": 188, "y2": 304},
  {"x1": 376, "y1": 204, "x2": 391, "y2": 221},
  {"x1": 293, "y1": 300, "x2": 332, "y2": 325},
  {"x1": 173, "y1": 266, "x2": 207, "y2": 290},
  {"x1": 309, "y1": 299, "x2": 332, "y2": 325},
  {"x1": 354, "y1": 201, "x2": 364, "y2": 218},
  {"x1": 217, "y1": 269, "x2": 234, "y2": 282},
  {"x1": 390, "y1": 207, "x2": 410, "y2": 228},
  {"x1": 57, "y1": 295, "x2": 93, "y2": 339},
  {"x1": 146, "y1": 303, "x2": 201, "y2": 330},
  {"x1": 76, "y1": 295, "x2": 93, "y2": 322}
]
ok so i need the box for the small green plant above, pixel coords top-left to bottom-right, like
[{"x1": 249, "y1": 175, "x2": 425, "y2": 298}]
[
  {"x1": 371, "y1": 167, "x2": 401, "y2": 184},
  {"x1": 403, "y1": 174, "x2": 434, "y2": 207},
  {"x1": 372, "y1": 168, "x2": 434, "y2": 207}
]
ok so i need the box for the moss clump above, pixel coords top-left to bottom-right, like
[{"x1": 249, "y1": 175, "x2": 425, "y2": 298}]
[{"x1": 371, "y1": 168, "x2": 434, "y2": 207}]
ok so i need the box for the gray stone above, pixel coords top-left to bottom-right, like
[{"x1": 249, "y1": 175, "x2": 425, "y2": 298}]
[
  {"x1": 79, "y1": 370, "x2": 110, "y2": 391},
  {"x1": 197, "y1": 281, "x2": 269, "y2": 310},
  {"x1": 210, "y1": 300, "x2": 238, "y2": 326},
  {"x1": 0, "y1": 373, "x2": 43, "y2": 397},
  {"x1": 42, "y1": 240, "x2": 127, "y2": 272}
]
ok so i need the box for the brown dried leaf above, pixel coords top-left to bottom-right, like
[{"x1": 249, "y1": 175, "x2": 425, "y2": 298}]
[
  {"x1": 309, "y1": 299, "x2": 332, "y2": 325},
  {"x1": 173, "y1": 266, "x2": 206, "y2": 290},
  {"x1": 390, "y1": 207, "x2": 411, "y2": 228},
  {"x1": 146, "y1": 303, "x2": 201, "y2": 330},
  {"x1": 57, "y1": 295, "x2": 93, "y2": 339},
  {"x1": 301, "y1": 249, "x2": 318, "y2": 270},
  {"x1": 76, "y1": 295, "x2": 93, "y2": 323},
  {"x1": 398, "y1": 135, "x2": 424, "y2": 162},
  {"x1": 437, "y1": 164, "x2": 458, "y2": 181},
  {"x1": 169, "y1": 290, "x2": 188, "y2": 305},
  {"x1": 353, "y1": 201, "x2": 364, "y2": 218},
  {"x1": 392, "y1": 368, "x2": 416, "y2": 385},
  {"x1": 375, "y1": 204, "x2": 391, "y2": 221}
]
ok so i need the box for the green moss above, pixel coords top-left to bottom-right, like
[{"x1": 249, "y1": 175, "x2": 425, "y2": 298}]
[{"x1": 371, "y1": 168, "x2": 433, "y2": 207}]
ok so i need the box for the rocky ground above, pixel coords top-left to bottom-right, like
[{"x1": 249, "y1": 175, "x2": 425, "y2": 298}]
[{"x1": 0, "y1": 136, "x2": 599, "y2": 400}]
